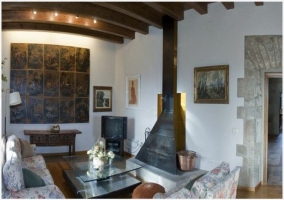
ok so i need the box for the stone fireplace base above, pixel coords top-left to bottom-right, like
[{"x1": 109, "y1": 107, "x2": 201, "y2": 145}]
[{"x1": 128, "y1": 157, "x2": 207, "y2": 191}]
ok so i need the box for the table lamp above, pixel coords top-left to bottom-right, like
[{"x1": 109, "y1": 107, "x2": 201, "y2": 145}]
[{"x1": 5, "y1": 90, "x2": 22, "y2": 136}]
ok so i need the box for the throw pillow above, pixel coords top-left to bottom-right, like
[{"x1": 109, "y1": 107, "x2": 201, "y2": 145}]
[
  {"x1": 19, "y1": 138, "x2": 35, "y2": 158},
  {"x1": 184, "y1": 173, "x2": 206, "y2": 190},
  {"x1": 22, "y1": 168, "x2": 46, "y2": 188}
]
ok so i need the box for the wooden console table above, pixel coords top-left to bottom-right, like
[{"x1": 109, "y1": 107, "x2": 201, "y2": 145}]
[{"x1": 24, "y1": 129, "x2": 81, "y2": 156}]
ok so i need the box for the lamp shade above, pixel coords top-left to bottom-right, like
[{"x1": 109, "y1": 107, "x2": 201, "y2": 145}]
[{"x1": 9, "y1": 92, "x2": 22, "y2": 106}]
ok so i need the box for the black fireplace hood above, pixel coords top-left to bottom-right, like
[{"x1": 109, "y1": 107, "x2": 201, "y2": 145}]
[{"x1": 135, "y1": 16, "x2": 185, "y2": 175}]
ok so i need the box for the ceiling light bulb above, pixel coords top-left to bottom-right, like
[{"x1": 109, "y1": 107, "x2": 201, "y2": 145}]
[
  {"x1": 55, "y1": 12, "x2": 58, "y2": 17},
  {"x1": 33, "y1": 10, "x2": 37, "y2": 15},
  {"x1": 94, "y1": 19, "x2": 97, "y2": 24}
]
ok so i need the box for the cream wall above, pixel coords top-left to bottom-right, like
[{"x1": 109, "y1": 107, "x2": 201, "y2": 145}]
[{"x1": 2, "y1": 31, "x2": 116, "y2": 153}]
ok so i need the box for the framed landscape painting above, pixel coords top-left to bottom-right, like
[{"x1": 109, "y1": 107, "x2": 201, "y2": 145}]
[
  {"x1": 93, "y1": 86, "x2": 112, "y2": 112},
  {"x1": 126, "y1": 75, "x2": 140, "y2": 109},
  {"x1": 194, "y1": 65, "x2": 229, "y2": 104}
]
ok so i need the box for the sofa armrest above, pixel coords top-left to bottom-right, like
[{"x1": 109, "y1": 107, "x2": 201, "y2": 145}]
[
  {"x1": 22, "y1": 155, "x2": 47, "y2": 169},
  {"x1": 206, "y1": 167, "x2": 241, "y2": 199},
  {"x1": 190, "y1": 162, "x2": 230, "y2": 198},
  {"x1": 153, "y1": 172, "x2": 206, "y2": 199},
  {"x1": 9, "y1": 185, "x2": 65, "y2": 199}
]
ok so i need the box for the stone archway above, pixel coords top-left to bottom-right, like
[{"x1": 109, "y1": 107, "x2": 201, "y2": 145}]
[{"x1": 237, "y1": 36, "x2": 282, "y2": 189}]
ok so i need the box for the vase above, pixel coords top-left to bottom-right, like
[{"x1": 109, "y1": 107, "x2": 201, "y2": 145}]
[{"x1": 92, "y1": 157, "x2": 104, "y2": 170}]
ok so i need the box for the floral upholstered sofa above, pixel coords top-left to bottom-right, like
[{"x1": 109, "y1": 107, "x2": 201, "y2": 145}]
[
  {"x1": 153, "y1": 162, "x2": 241, "y2": 199},
  {"x1": 1, "y1": 134, "x2": 65, "y2": 199}
]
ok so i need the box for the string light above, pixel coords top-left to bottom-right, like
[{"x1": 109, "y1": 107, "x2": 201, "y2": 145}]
[
  {"x1": 55, "y1": 12, "x2": 58, "y2": 17},
  {"x1": 93, "y1": 19, "x2": 97, "y2": 23},
  {"x1": 76, "y1": 15, "x2": 78, "y2": 19},
  {"x1": 33, "y1": 10, "x2": 37, "y2": 15}
]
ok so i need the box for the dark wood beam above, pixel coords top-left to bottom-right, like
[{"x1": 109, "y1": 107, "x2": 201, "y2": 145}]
[
  {"x1": 183, "y1": 2, "x2": 208, "y2": 15},
  {"x1": 145, "y1": 2, "x2": 184, "y2": 21},
  {"x1": 222, "y1": 2, "x2": 235, "y2": 10},
  {"x1": 2, "y1": 2, "x2": 149, "y2": 34},
  {"x1": 255, "y1": 2, "x2": 264, "y2": 6},
  {"x1": 93, "y1": 2, "x2": 163, "y2": 29},
  {"x1": 2, "y1": 10, "x2": 135, "y2": 39},
  {"x1": 2, "y1": 22, "x2": 124, "y2": 44}
]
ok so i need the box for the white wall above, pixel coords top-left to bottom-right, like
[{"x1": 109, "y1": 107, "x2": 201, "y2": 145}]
[
  {"x1": 2, "y1": 31, "x2": 116, "y2": 153},
  {"x1": 114, "y1": 27, "x2": 163, "y2": 154},
  {"x1": 178, "y1": 2, "x2": 282, "y2": 170},
  {"x1": 1, "y1": 2, "x2": 282, "y2": 171},
  {"x1": 115, "y1": 2, "x2": 282, "y2": 171}
]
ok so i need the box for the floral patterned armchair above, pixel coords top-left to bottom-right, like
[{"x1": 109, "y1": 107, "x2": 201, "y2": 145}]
[
  {"x1": 153, "y1": 162, "x2": 241, "y2": 199},
  {"x1": 1, "y1": 134, "x2": 65, "y2": 199}
]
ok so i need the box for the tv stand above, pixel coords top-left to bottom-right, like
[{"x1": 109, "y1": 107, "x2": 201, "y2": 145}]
[{"x1": 105, "y1": 139, "x2": 124, "y2": 157}]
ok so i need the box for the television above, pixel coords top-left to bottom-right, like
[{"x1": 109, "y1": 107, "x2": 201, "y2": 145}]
[{"x1": 101, "y1": 116, "x2": 127, "y2": 139}]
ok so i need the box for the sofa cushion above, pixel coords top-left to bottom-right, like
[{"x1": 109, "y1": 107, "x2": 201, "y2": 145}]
[
  {"x1": 3, "y1": 153, "x2": 25, "y2": 192},
  {"x1": 190, "y1": 162, "x2": 230, "y2": 198},
  {"x1": 26, "y1": 167, "x2": 55, "y2": 185},
  {"x1": 10, "y1": 185, "x2": 65, "y2": 199},
  {"x1": 22, "y1": 168, "x2": 46, "y2": 188},
  {"x1": 22, "y1": 154, "x2": 47, "y2": 169},
  {"x1": 19, "y1": 138, "x2": 36, "y2": 158},
  {"x1": 6, "y1": 134, "x2": 22, "y2": 160}
]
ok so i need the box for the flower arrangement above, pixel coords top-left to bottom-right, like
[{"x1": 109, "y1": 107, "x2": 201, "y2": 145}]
[{"x1": 87, "y1": 137, "x2": 115, "y2": 170}]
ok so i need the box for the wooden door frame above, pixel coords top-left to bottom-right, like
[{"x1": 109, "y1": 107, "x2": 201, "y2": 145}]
[{"x1": 263, "y1": 72, "x2": 282, "y2": 185}]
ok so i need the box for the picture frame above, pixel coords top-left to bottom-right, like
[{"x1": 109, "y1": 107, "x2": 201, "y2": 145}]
[
  {"x1": 126, "y1": 75, "x2": 140, "y2": 108},
  {"x1": 93, "y1": 86, "x2": 112, "y2": 112},
  {"x1": 194, "y1": 65, "x2": 229, "y2": 104}
]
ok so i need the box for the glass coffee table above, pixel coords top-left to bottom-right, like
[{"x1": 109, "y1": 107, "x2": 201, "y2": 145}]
[{"x1": 63, "y1": 155, "x2": 142, "y2": 198}]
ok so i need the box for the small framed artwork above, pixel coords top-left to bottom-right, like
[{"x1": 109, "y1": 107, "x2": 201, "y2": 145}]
[
  {"x1": 93, "y1": 86, "x2": 112, "y2": 112},
  {"x1": 194, "y1": 65, "x2": 229, "y2": 104},
  {"x1": 126, "y1": 75, "x2": 140, "y2": 108}
]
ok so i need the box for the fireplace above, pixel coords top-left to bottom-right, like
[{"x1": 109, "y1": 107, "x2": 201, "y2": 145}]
[{"x1": 135, "y1": 16, "x2": 185, "y2": 175}]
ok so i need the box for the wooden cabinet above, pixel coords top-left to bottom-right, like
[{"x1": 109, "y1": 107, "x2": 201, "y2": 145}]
[
  {"x1": 105, "y1": 139, "x2": 124, "y2": 157},
  {"x1": 24, "y1": 129, "x2": 81, "y2": 155}
]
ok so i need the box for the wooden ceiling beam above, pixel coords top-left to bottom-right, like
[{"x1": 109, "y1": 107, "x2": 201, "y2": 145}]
[
  {"x1": 222, "y1": 2, "x2": 235, "y2": 10},
  {"x1": 145, "y1": 2, "x2": 184, "y2": 21},
  {"x1": 184, "y1": 2, "x2": 208, "y2": 15},
  {"x1": 255, "y1": 2, "x2": 264, "y2": 6},
  {"x1": 2, "y1": 2, "x2": 149, "y2": 34},
  {"x1": 2, "y1": 22, "x2": 124, "y2": 44},
  {"x1": 2, "y1": 10, "x2": 135, "y2": 39},
  {"x1": 93, "y1": 2, "x2": 163, "y2": 29}
]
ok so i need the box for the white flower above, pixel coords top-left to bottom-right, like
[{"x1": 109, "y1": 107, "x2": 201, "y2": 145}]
[
  {"x1": 93, "y1": 157, "x2": 104, "y2": 168},
  {"x1": 99, "y1": 141, "x2": 104, "y2": 147},
  {"x1": 94, "y1": 145, "x2": 100, "y2": 151},
  {"x1": 107, "y1": 151, "x2": 115, "y2": 159}
]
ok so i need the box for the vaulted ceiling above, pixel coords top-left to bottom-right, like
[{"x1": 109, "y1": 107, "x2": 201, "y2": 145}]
[{"x1": 2, "y1": 2, "x2": 264, "y2": 44}]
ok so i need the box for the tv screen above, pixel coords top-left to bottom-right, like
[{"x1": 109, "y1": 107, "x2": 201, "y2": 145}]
[{"x1": 101, "y1": 116, "x2": 127, "y2": 139}]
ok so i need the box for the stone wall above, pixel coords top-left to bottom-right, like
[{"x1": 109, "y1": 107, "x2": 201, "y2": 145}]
[{"x1": 237, "y1": 36, "x2": 282, "y2": 187}]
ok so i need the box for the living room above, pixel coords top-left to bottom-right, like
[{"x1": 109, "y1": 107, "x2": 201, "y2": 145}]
[{"x1": 2, "y1": 1, "x2": 282, "y2": 199}]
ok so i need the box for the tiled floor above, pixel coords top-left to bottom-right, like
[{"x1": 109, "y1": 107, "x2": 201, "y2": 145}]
[{"x1": 267, "y1": 133, "x2": 282, "y2": 185}]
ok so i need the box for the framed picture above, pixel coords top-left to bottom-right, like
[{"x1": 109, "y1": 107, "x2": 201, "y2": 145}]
[
  {"x1": 93, "y1": 86, "x2": 112, "y2": 112},
  {"x1": 126, "y1": 75, "x2": 140, "y2": 108},
  {"x1": 194, "y1": 65, "x2": 229, "y2": 104}
]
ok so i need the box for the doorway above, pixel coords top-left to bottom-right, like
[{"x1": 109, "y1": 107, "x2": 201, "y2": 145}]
[{"x1": 263, "y1": 73, "x2": 282, "y2": 185}]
